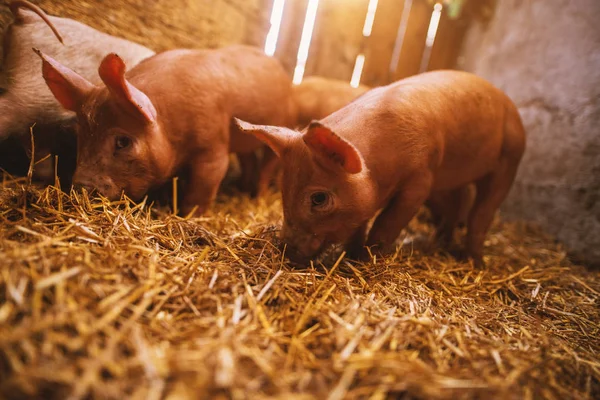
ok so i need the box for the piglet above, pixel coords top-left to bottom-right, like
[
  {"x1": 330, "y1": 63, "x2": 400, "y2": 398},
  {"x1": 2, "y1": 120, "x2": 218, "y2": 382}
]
[
  {"x1": 291, "y1": 76, "x2": 475, "y2": 237},
  {"x1": 0, "y1": 0, "x2": 155, "y2": 182},
  {"x1": 293, "y1": 76, "x2": 370, "y2": 127},
  {"x1": 235, "y1": 70, "x2": 526, "y2": 266},
  {"x1": 35, "y1": 45, "x2": 296, "y2": 215},
  {"x1": 292, "y1": 76, "x2": 474, "y2": 238}
]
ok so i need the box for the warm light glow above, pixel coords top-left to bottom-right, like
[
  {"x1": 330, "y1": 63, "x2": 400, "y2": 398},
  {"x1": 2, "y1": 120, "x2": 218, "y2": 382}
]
[
  {"x1": 362, "y1": 0, "x2": 379, "y2": 37},
  {"x1": 264, "y1": 0, "x2": 286, "y2": 56},
  {"x1": 419, "y1": 3, "x2": 443, "y2": 73},
  {"x1": 292, "y1": 0, "x2": 320, "y2": 84},
  {"x1": 389, "y1": 0, "x2": 412, "y2": 75},
  {"x1": 293, "y1": 65, "x2": 305, "y2": 85},
  {"x1": 350, "y1": 54, "x2": 365, "y2": 88},
  {"x1": 425, "y1": 3, "x2": 443, "y2": 47}
]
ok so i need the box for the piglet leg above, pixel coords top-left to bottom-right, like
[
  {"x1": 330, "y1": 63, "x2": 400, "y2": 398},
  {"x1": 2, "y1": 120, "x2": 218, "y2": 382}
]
[
  {"x1": 345, "y1": 222, "x2": 369, "y2": 260},
  {"x1": 365, "y1": 172, "x2": 433, "y2": 257},
  {"x1": 466, "y1": 158, "x2": 520, "y2": 267},
  {"x1": 237, "y1": 152, "x2": 259, "y2": 196},
  {"x1": 256, "y1": 147, "x2": 279, "y2": 197},
  {"x1": 428, "y1": 185, "x2": 473, "y2": 246},
  {"x1": 180, "y1": 150, "x2": 230, "y2": 217},
  {"x1": 0, "y1": 96, "x2": 15, "y2": 141}
]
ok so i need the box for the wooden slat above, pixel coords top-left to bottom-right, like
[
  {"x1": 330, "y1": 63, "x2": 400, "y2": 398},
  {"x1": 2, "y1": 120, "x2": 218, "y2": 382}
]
[
  {"x1": 274, "y1": 0, "x2": 309, "y2": 74},
  {"x1": 361, "y1": 0, "x2": 406, "y2": 87},
  {"x1": 1, "y1": 0, "x2": 477, "y2": 85},
  {"x1": 393, "y1": 0, "x2": 431, "y2": 80},
  {"x1": 305, "y1": 0, "x2": 367, "y2": 81},
  {"x1": 426, "y1": 10, "x2": 470, "y2": 72}
]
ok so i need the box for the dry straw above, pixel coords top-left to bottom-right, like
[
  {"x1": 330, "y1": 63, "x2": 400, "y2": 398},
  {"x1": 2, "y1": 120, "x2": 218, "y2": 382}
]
[{"x1": 0, "y1": 173, "x2": 598, "y2": 400}]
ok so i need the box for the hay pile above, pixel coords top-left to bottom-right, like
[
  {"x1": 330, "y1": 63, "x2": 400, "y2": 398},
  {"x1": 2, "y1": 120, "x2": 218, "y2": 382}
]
[{"x1": 0, "y1": 176, "x2": 598, "y2": 400}]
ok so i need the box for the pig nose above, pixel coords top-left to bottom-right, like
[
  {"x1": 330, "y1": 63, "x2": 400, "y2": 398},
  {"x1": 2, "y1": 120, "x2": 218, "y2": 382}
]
[
  {"x1": 72, "y1": 182, "x2": 97, "y2": 195},
  {"x1": 281, "y1": 243, "x2": 312, "y2": 265}
]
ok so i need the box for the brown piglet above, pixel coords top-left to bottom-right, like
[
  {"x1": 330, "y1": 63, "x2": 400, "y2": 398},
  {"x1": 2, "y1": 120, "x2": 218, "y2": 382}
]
[
  {"x1": 1, "y1": 0, "x2": 155, "y2": 183},
  {"x1": 292, "y1": 75, "x2": 473, "y2": 238},
  {"x1": 34, "y1": 45, "x2": 296, "y2": 215},
  {"x1": 235, "y1": 70, "x2": 526, "y2": 266},
  {"x1": 293, "y1": 76, "x2": 370, "y2": 128}
]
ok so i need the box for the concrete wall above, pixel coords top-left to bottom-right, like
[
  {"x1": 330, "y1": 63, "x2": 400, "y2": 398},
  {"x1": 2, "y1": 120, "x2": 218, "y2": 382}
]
[{"x1": 459, "y1": 0, "x2": 600, "y2": 266}]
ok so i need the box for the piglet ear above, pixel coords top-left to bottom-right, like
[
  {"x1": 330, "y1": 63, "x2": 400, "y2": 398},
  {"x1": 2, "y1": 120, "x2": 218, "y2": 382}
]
[
  {"x1": 33, "y1": 48, "x2": 95, "y2": 112},
  {"x1": 304, "y1": 121, "x2": 363, "y2": 174},
  {"x1": 98, "y1": 53, "x2": 156, "y2": 123},
  {"x1": 233, "y1": 118, "x2": 296, "y2": 157}
]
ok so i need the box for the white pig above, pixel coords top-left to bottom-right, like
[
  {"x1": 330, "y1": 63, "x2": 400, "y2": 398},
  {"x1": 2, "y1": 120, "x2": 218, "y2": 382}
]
[{"x1": 0, "y1": 1, "x2": 155, "y2": 181}]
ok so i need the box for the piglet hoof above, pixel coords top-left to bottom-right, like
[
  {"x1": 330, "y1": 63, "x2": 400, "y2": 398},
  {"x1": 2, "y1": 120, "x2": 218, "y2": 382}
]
[
  {"x1": 453, "y1": 249, "x2": 485, "y2": 268},
  {"x1": 350, "y1": 246, "x2": 386, "y2": 263},
  {"x1": 255, "y1": 183, "x2": 271, "y2": 199},
  {"x1": 236, "y1": 178, "x2": 258, "y2": 198},
  {"x1": 434, "y1": 231, "x2": 453, "y2": 250},
  {"x1": 180, "y1": 204, "x2": 205, "y2": 218},
  {"x1": 471, "y1": 254, "x2": 485, "y2": 269},
  {"x1": 346, "y1": 247, "x2": 367, "y2": 262}
]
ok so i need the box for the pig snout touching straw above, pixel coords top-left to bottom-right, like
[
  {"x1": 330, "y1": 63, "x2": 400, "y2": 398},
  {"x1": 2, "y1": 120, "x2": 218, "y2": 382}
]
[
  {"x1": 34, "y1": 45, "x2": 296, "y2": 216},
  {"x1": 1, "y1": 0, "x2": 155, "y2": 184},
  {"x1": 235, "y1": 70, "x2": 527, "y2": 267}
]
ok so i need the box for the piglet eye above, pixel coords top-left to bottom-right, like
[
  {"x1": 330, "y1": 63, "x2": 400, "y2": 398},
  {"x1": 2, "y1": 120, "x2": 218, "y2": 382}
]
[
  {"x1": 310, "y1": 192, "x2": 329, "y2": 208},
  {"x1": 115, "y1": 136, "x2": 132, "y2": 151}
]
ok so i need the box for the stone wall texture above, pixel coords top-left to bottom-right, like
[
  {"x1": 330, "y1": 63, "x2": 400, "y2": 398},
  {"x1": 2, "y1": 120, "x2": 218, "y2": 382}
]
[{"x1": 459, "y1": 0, "x2": 600, "y2": 266}]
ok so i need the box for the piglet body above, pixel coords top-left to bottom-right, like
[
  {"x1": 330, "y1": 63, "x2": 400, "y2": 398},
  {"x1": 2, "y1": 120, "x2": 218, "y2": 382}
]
[
  {"x1": 37, "y1": 45, "x2": 295, "y2": 215},
  {"x1": 236, "y1": 70, "x2": 526, "y2": 265},
  {"x1": 293, "y1": 76, "x2": 473, "y2": 238},
  {"x1": 293, "y1": 76, "x2": 370, "y2": 127},
  {"x1": 0, "y1": 1, "x2": 154, "y2": 181}
]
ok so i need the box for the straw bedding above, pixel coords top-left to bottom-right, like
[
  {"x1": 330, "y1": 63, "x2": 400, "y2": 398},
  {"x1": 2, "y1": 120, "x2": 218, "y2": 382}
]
[{"x1": 0, "y1": 174, "x2": 598, "y2": 400}]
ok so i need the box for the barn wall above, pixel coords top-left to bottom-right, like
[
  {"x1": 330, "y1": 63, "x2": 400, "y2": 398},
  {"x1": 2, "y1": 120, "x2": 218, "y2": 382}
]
[
  {"x1": 272, "y1": 0, "x2": 409, "y2": 85},
  {"x1": 303, "y1": 0, "x2": 367, "y2": 82},
  {"x1": 1, "y1": 0, "x2": 473, "y2": 87},
  {"x1": 0, "y1": 0, "x2": 372, "y2": 81},
  {"x1": 458, "y1": 0, "x2": 600, "y2": 266}
]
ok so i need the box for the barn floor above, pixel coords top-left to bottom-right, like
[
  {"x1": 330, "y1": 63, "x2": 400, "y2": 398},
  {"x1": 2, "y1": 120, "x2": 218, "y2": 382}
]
[{"x1": 0, "y1": 177, "x2": 598, "y2": 400}]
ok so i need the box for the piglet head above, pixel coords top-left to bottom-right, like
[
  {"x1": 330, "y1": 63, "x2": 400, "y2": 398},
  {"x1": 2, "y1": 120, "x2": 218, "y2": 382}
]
[
  {"x1": 34, "y1": 49, "x2": 169, "y2": 201},
  {"x1": 234, "y1": 118, "x2": 377, "y2": 262}
]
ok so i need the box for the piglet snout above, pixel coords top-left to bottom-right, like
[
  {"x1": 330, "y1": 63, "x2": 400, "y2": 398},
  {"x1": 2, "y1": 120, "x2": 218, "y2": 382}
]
[
  {"x1": 280, "y1": 243, "x2": 315, "y2": 266},
  {"x1": 72, "y1": 182, "x2": 97, "y2": 195},
  {"x1": 280, "y1": 223, "x2": 325, "y2": 264}
]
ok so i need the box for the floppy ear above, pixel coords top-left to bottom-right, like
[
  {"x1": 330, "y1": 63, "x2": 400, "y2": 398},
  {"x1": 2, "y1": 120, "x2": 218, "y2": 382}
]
[
  {"x1": 303, "y1": 121, "x2": 363, "y2": 174},
  {"x1": 98, "y1": 53, "x2": 156, "y2": 123},
  {"x1": 33, "y1": 48, "x2": 95, "y2": 112},
  {"x1": 233, "y1": 118, "x2": 296, "y2": 157}
]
